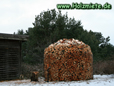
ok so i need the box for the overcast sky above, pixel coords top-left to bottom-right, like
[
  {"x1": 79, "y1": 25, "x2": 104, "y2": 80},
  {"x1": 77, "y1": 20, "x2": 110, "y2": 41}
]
[{"x1": 0, "y1": 0, "x2": 114, "y2": 45}]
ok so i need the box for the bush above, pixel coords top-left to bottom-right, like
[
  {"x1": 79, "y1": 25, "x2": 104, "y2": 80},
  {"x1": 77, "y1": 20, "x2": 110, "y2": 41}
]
[
  {"x1": 21, "y1": 62, "x2": 44, "y2": 79},
  {"x1": 93, "y1": 60, "x2": 114, "y2": 74}
]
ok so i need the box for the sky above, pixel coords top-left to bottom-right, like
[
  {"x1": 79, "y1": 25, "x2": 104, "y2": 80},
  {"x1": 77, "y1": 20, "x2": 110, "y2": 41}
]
[{"x1": 0, "y1": 0, "x2": 114, "y2": 45}]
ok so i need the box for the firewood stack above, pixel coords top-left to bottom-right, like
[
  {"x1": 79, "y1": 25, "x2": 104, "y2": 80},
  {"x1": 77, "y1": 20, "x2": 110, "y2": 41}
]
[{"x1": 44, "y1": 38, "x2": 93, "y2": 81}]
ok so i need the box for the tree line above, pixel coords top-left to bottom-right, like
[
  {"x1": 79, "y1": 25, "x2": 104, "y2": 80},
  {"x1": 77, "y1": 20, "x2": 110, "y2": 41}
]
[{"x1": 15, "y1": 9, "x2": 114, "y2": 64}]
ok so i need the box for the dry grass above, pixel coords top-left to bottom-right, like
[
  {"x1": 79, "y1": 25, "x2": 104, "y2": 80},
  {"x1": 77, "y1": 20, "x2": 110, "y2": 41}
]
[
  {"x1": 21, "y1": 62, "x2": 44, "y2": 79},
  {"x1": 93, "y1": 60, "x2": 114, "y2": 74}
]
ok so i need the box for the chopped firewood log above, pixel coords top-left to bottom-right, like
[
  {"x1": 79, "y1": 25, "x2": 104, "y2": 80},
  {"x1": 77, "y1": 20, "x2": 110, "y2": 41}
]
[
  {"x1": 44, "y1": 38, "x2": 93, "y2": 81},
  {"x1": 31, "y1": 71, "x2": 39, "y2": 81}
]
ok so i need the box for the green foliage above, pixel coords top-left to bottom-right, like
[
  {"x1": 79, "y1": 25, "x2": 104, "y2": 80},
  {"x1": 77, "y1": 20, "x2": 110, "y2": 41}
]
[
  {"x1": 15, "y1": 29, "x2": 24, "y2": 35},
  {"x1": 15, "y1": 9, "x2": 114, "y2": 64}
]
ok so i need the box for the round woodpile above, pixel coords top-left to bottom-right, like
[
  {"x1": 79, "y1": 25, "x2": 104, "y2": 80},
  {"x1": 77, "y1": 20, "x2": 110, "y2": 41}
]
[{"x1": 44, "y1": 38, "x2": 93, "y2": 81}]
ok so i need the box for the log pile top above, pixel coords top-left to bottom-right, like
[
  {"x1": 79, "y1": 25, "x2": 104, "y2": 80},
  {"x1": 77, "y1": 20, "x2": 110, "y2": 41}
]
[{"x1": 49, "y1": 38, "x2": 84, "y2": 47}]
